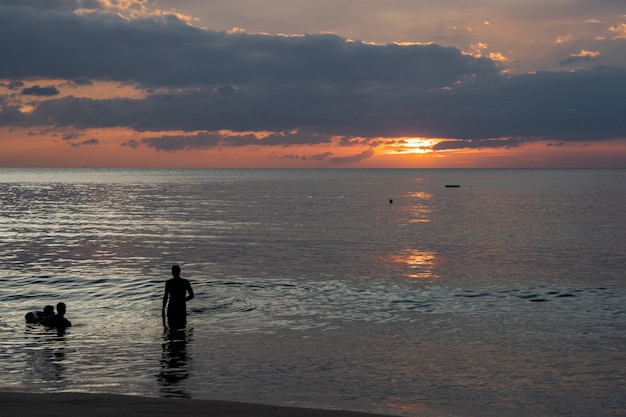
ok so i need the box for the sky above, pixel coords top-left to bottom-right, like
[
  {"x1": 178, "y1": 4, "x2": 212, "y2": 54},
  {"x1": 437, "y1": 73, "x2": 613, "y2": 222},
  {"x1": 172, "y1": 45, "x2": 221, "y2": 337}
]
[{"x1": 1, "y1": 0, "x2": 626, "y2": 168}]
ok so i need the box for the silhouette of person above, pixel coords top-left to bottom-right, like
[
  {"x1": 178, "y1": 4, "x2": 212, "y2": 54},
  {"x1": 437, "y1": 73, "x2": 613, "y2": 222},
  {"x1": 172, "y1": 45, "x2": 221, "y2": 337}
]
[
  {"x1": 44, "y1": 302, "x2": 72, "y2": 330},
  {"x1": 162, "y1": 265, "x2": 194, "y2": 329},
  {"x1": 25, "y1": 305, "x2": 55, "y2": 324}
]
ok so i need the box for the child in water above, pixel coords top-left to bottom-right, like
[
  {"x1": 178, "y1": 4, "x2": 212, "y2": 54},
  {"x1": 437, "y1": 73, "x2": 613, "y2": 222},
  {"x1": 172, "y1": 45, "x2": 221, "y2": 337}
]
[{"x1": 25, "y1": 305, "x2": 55, "y2": 324}]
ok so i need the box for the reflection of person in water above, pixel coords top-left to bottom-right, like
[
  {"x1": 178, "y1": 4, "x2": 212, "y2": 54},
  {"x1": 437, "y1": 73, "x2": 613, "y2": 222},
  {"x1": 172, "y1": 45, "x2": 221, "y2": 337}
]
[
  {"x1": 43, "y1": 302, "x2": 72, "y2": 330},
  {"x1": 25, "y1": 305, "x2": 55, "y2": 324},
  {"x1": 158, "y1": 327, "x2": 192, "y2": 398},
  {"x1": 162, "y1": 265, "x2": 194, "y2": 329}
]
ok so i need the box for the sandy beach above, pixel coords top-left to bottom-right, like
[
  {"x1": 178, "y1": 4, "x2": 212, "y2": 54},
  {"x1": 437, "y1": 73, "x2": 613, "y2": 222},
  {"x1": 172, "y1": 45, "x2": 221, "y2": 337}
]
[
  {"x1": 0, "y1": 391, "x2": 559, "y2": 417},
  {"x1": 0, "y1": 392, "x2": 398, "y2": 417}
]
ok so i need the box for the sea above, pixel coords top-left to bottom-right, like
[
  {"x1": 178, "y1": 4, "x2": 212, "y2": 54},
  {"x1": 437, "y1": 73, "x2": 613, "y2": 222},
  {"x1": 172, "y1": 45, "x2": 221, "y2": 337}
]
[{"x1": 0, "y1": 168, "x2": 624, "y2": 417}]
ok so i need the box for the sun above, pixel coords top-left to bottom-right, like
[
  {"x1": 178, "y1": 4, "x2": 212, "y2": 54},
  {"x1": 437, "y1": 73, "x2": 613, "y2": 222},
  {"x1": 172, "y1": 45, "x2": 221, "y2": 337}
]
[{"x1": 384, "y1": 137, "x2": 441, "y2": 155}]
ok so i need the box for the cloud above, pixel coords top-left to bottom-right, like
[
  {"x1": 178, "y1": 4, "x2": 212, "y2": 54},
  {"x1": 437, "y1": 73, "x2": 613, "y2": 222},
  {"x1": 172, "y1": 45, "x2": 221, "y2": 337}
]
[
  {"x1": 305, "y1": 152, "x2": 333, "y2": 161},
  {"x1": 555, "y1": 34, "x2": 573, "y2": 44},
  {"x1": 422, "y1": 66, "x2": 626, "y2": 142},
  {"x1": 432, "y1": 138, "x2": 525, "y2": 151},
  {"x1": 121, "y1": 139, "x2": 140, "y2": 148},
  {"x1": 276, "y1": 153, "x2": 300, "y2": 160},
  {"x1": 560, "y1": 50, "x2": 601, "y2": 66},
  {"x1": 1, "y1": 3, "x2": 493, "y2": 90},
  {"x1": 21, "y1": 85, "x2": 60, "y2": 96},
  {"x1": 4, "y1": 80, "x2": 24, "y2": 90},
  {"x1": 141, "y1": 130, "x2": 336, "y2": 151},
  {"x1": 9, "y1": 54, "x2": 626, "y2": 147},
  {"x1": 62, "y1": 132, "x2": 84, "y2": 140},
  {"x1": 609, "y1": 22, "x2": 626, "y2": 39},
  {"x1": 70, "y1": 78, "x2": 94, "y2": 86},
  {"x1": 1, "y1": 0, "x2": 626, "y2": 154},
  {"x1": 70, "y1": 138, "x2": 99, "y2": 147},
  {"x1": 330, "y1": 148, "x2": 374, "y2": 163},
  {"x1": 141, "y1": 132, "x2": 223, "y2": 151},
  {"x1": 271, "y1": 151, "x2": 334, "y2": 161}
]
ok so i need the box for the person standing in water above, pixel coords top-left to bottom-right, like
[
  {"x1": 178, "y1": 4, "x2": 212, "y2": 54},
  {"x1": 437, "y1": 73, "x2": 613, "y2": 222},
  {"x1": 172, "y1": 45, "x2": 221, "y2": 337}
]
[{"x1": 162, "y1": 265, "x2": 194, "y2": 329}]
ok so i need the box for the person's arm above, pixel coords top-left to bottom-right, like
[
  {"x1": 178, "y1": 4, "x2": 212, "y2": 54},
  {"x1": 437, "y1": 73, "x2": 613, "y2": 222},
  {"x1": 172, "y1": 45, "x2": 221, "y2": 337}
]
[
  {"x1": 186, "y1": 281, "x2": 194, "y2": 301},
  {"x1": 162, "y1": 283, "x2": 169, "y2": 314}
]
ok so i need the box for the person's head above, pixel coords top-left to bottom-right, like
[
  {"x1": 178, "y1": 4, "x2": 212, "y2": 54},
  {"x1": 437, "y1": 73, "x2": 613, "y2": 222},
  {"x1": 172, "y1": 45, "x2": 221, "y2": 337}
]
[
  {"x1": 43, "y1": 305, "x2": 54, "y2": 316},
  {"x1": 56, "y1": 302, "x2": 66, "y2": 316},
  {"x1": 172, "y1": 264, "x2": 181, "y2": 277}
]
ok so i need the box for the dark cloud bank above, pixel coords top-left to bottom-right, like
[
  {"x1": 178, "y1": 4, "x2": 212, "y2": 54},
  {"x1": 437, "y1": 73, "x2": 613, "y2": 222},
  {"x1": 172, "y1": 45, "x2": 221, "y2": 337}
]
[{"x1": 1, "y1": 0, "x2": 625, "y2": 152}]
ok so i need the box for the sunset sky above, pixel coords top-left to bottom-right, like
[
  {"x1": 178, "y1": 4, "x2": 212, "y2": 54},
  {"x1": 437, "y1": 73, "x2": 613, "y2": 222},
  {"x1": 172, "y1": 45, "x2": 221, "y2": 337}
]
[{"x1": 1, "y1": 0, "x2": 626, "y2": 168}]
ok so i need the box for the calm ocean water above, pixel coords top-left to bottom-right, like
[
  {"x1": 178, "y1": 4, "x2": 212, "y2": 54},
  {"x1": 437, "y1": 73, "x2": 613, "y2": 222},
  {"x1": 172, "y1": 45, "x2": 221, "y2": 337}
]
[{"x1": 0, "y1": 168, "x2": 624, "y2": 416}]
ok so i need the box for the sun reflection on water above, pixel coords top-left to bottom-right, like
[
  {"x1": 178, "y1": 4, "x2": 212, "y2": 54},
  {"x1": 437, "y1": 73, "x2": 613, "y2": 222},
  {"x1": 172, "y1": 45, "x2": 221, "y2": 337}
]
[
  {"x1": 406, "y1": 191, "x2": 432, "y2": 199},
  {"x1": 386, "y1": 401, "x2": 436, "y2": 416},
  {"x1": 402, "y1": 191, "x2": 433, "y2": 223},
  {"x1": 389, "y1": 249, "x2": 440, "y2": 279}
]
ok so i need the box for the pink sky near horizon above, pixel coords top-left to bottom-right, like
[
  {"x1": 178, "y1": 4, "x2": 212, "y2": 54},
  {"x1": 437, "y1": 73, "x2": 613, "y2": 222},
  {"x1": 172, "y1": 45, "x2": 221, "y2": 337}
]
[{"x1": 2, "y1": 126, "x2": 625, "y2": 168}]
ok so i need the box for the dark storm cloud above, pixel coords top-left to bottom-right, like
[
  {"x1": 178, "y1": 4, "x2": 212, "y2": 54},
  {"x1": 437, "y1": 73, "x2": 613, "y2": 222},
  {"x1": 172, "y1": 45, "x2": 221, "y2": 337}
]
[
  {"x1": 0, "y1": 1, "x2": 490, "y2": 89},
  {"x1": 2, "y1": 0, "x2": 626, "y2": 148},
  {"x1": 21, "y1": 85, "x2": 60, "y2": 96},
  {"x1": 432, "y1": 138, "x2": 525, "y2": 151},
  {"x1": 141, "y1": 132, "x2": 223, "y2": 151},
  {"x1": 21, "y1": 65, "x2": 626, "y2": 144},
  {"x1": 421, "y1": 66, "x2": 626, "y2": 143}
]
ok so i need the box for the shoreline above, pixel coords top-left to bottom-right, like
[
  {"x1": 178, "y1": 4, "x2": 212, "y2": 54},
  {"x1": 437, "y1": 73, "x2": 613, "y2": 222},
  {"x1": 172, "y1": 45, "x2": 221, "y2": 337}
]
[
  {"x1": 0, "y1": 391, "x2": 559, "y2": 417},
  {"x1": 0, "y1": 392, "x2": 396, "y2": 417}
]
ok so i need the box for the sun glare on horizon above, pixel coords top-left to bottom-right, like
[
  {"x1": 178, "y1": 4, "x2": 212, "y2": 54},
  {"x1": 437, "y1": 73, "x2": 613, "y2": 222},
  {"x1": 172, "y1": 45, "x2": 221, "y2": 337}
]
[{"x1": 386, "y1": 137, "x2": 441, "y2": 155}]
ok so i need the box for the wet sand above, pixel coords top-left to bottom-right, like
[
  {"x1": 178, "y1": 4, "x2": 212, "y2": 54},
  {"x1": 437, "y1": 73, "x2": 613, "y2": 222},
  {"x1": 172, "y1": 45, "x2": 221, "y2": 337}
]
[
  {"x1": 0, "y1": 391, "x2": 555, "y2": 417},
  {"x1": 0, "y1": 392, "x2": 395, "y2": 417}
]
